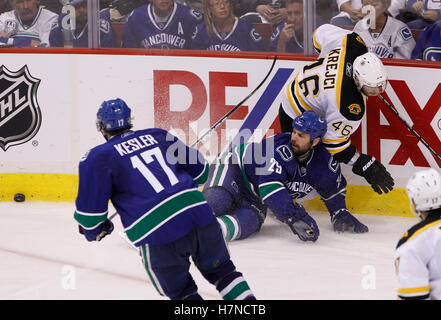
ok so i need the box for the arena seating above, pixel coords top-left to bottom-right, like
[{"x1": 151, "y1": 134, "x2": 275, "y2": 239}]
[{"x1": 110, "y1": 21, "x2": 422, "y2": 51}]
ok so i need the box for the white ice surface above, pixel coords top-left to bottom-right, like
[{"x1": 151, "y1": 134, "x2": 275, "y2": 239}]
[{"x1": 0, "y1": 201, "x2": 417, "y2": 300}]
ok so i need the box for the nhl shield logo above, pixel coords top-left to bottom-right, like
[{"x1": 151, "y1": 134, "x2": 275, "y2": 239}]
[{"x1": 0, "y1": 65, "x2": 41, "y2": 151}]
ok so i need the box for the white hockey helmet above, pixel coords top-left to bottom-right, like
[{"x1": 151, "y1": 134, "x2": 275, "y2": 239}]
[
  {"x1": 353, "y1": 52, "x2": 388, "y2": 93},
  {"x1": 406, "y1": 168, "x2": 441, "y2": 219}
]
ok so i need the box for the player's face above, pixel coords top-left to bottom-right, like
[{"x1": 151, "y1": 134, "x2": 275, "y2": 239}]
[
  {"x1": 209, "y1": 0, "x2": 231, "y2": 20},
  {"x1": 361, "y1": 84, "x2": 385, "y2": 96},
  {"x1": 152, "y1": 0, "x2": 174, "y2": 16},
  {"x1": 286, "y1": 2, "x2": 303, "y2": 31},
  {"x1": 12, "y1": 0, "x2": 39, "y2": 24},
  {"x1": 291, "y1": 128, "x2": 313, "y2": 156}
]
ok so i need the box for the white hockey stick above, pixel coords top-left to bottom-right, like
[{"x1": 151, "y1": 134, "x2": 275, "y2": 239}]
[
  {"x1": 119, "y1": 230, "x2": 137, "y2": 250},
  {"x1": 106, "y1": 212, "x2": 138, "y2": 250}
]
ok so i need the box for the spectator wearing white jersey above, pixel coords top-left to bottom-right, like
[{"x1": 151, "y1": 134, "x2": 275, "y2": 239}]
[
  {"x1": 353, "y1": 0, "x2": 416, "y2": 59},
  {"x1": 0, "y1": 0, "x2": 58, "y2": 47},
  {"x1": 395, "y1": 168, "x2": 441, "y2": 300}
]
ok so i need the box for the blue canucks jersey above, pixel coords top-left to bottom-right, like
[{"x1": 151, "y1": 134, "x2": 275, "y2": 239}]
[
  {"x1": 237, "y1": 133, "x2": 347, "y2": 221},
  {"x1": 411, "y1": 21, "x2": 441, "y2": 61},
  {"x1": 49, "y1": 11, "x2": 116, "y2": 48},
  {"x1": 122, "y1": 3, "x2": 203, "y2": 49},
  {"x1": 74, "y1": 128, "x2": 212, "y2": 246},
  {"x1": 190, "y1": 17, "x2": 265, "y2": 52},
  {"x1": 268, "y1": 23, "x2": 303, "y2": 53}
]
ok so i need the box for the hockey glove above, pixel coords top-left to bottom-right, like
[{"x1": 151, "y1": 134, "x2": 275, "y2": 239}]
[
  {"x1": 331, "y1": 209, "x2": 368, "y2": 233},
  {"x1": 78, "y1": 219, "x2": 114, "y2": 242},
  {"x1": 352, "y1": 154, "x2": 394, "y2": 195},
  {"x1": 284, "y1": 203, "x2": 319, "y2": 242}
]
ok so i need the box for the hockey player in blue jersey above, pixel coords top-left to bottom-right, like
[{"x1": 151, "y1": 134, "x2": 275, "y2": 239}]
[
  {"x1": 49, "y1": 0, "x2": 117, "y2": 48},
  {"x1": 74, "y1": 98, "x2": 256, "y2": 300},
  {"x1": 121, "y1": 0, "x2": 203, "y2": 49},
  {"x1": 190, "y1": 0, "x2": 265, "y2": 51},
  {"x1": 203, "y1": 111, "x2": 368, "y2": 242}
]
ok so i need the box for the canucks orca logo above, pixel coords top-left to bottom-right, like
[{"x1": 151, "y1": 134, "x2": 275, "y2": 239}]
[
  {"x1": 0, "y1": 65, "x2": 42, "y2": 151},
  {"x1": 328, "y1": 157, "x2": 339, "y2": 173},
  {"x1": 250, "y1": 28, "x2": 263, "y2": 42},
  {"x1": 276, "y1": 145, "x2": 293, "y2": 162}
]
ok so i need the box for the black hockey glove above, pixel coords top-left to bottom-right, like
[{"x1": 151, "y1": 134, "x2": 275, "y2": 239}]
[
  {"x1": 284, "y1": 203, "x2": 319, "y2": 242},
  {"x1": 352, "y1": 154, "x2": 394, "y2": 195},
  {"x1": 78, "y1": 219, "x2": 114, "y2": 242},
  {"x1": 331, "y1": 209, "x2": 368, "y2": 233}
]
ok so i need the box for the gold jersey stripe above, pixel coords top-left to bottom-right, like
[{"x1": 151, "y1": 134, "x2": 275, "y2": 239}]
[
  {"x1": 286, "y1": 80, "x2": 302, "y2": 116},
  {"x1": 397, "y1": 285, "x2": 430, "y2": 295},
  {"x1": 294, "y1": 73, "x2": 313, "y2": 112}
]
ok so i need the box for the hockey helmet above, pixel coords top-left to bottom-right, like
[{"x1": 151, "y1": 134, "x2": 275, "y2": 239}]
[
  {"x1": 292, "y1": 111, "x2": 327, "y2": 142},
  {"x1": 353, "y1": 52, "x2": 388, "y2": 93},
  {"x1": 97, "y1": 98, "x2": 132, "y2": 132},
  {"x1": 406, "y1": 168, "x2": 441, "y2": 219}
]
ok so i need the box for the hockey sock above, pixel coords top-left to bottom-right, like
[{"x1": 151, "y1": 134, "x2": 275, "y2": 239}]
[
  {"x1": 216, "y1": 271, "x2": 255, "y2": 300},
  {"x1": 217, "y1": 207, "x2": 262, "y2": 241},
  {"x1": 217, "y1": 215, "x2": 241, "y2": 241}
]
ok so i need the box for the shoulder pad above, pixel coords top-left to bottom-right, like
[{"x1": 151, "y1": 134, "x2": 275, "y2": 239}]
[
  {"x1": 80, "y1": 149, "x2": 91, "y2": 162},
  {"x1": 250, "y1": 28, "x2": 263, "y2": 42},
  {"x1": 396, "y1": 214, "x2": 441, "y2": 249},
  {"x1": 190, "y1": 9, "x2": 203, "y2": 21},
  {"x1": 99, "y1": 19, "x2": 110, "y2": 34},
  {"x1": 311, "y1": 144, "x2": 339, "y2": 173},
  {"x1": 51, "y1": 20, "x2": 59, "y2": 30},
  {"x1": 399, "y1": 26, "x2": 413, "y2": 41},
  {"x1": 275, "y1": 144, "x2": 294, "y2": 162},
  {"x1": 270, "y1": 27, "x2": 280, "y2": 42}
]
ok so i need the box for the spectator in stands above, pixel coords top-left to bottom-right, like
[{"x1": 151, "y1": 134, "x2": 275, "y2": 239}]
[
  {"x1": 411, "y1": 19, "x2": 441, "y2": 60},
  {"x1": 353, "y1": 0, "x2": 416, "y2": 59},
  {"x1": 0, "y1": 0, "x2": 11, "y2": 14},
  {"x1": 176, "y1": 0, "x2": 204, "y2": 13},
  {"x1": 238, "y1": 0, "x2": 287, "y2": 26},
  {"x1": 40, "y1": 0, "x2": 62, "y2": 14},
  {"x1": 49, "y1": 0, "x2": 117, "y2": 48},
  {"x1": 406, "y1": 0, "x2": 440, "y2": 29},
  {"x1": 316, "y1": 0, "x2": 339, "y2": 23},
  {"x1": 255, "y1": 0, "x2": 286, "y2": 25},
  {"x1": 121, "y1": 0, "x2": 203, "y2": 48},
  {"x1": 268, "y1": 0, "x2": 325, "y2": 53},
  {"x1": 0, "y1": 0, "x2": 58, "y2": 47},
  {"x1": 107, "y1": 0, "x2": 148, "y2": 22},
  {"x1": 190, "y1": 0, "x2": 266, "y2": 51},
  {"x1": 331, "y1": 0, "x2": 365, "y2": 26},
  {"x1": 40, "y1": 0, "x2": 112, "y2": 15}
]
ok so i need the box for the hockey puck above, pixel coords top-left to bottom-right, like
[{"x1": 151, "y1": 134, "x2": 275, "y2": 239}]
[{"x1": 14, "y1": 193, "x2": 25, "y2": 202}]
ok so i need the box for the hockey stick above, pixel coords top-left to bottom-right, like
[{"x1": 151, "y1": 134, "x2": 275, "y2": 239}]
[
  {"x1": 105, "y1": 212, "x2": 137, "y2": 249},
  {"x1": 190, "y1": 55, "x2": 278, "y2": 148},
  {"x1": 378, "y1": 95, "x2": 441, "y2": 163}
]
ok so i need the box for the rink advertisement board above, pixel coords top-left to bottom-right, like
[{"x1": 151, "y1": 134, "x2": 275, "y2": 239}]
[{"x1": 0, "y1": 49, "x2": 440, "y2": 216}]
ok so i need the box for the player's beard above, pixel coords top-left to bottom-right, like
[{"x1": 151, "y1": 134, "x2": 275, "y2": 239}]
[{"x1": 292, "y1": 141, "x2": 313, "y2": 159}]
